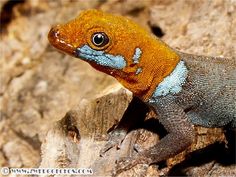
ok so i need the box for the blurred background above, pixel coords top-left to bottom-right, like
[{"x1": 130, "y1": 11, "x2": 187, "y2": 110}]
[{"x1": 0, "y1": 0, "x2": 235, "y2": 175}]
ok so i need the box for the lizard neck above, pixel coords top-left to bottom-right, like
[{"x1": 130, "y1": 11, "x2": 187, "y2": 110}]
[
  {"x1": 137, "y1": 38, "x2": 181, "y2": 101},
  {"x1": 113, "y1": 37, "x2": 181, "y2": 101},
  {"x1": 148, "y1": 60, "x2": 188, "y2": 103}
]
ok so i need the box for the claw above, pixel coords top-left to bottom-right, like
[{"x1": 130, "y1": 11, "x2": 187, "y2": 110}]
[
  {"x1": 133, "y1": 143, "x2": 144, "y2": 153},
  {"x1": 100, "y1": 141, "x2": 117, "y2": 157},
  {"x1": 99, "y1": 129, "x2": 127, "y2": 157}
]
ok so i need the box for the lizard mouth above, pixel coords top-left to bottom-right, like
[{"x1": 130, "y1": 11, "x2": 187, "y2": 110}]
[{"x1": 48, "y1": 26, "x2": 76, "y2": 56}]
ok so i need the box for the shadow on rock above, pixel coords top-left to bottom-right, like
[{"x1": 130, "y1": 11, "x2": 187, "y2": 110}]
[{"x1": 168, "y1": 129, "x2": 235, "y2": 176}]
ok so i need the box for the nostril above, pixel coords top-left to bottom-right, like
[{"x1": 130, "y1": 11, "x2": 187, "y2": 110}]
[
  {"x1": 53, "y1": 26, "x2": 60, "y2": 38},
  {"x1": 48, "y1": 26, "x2": 61, "y2": 43}
]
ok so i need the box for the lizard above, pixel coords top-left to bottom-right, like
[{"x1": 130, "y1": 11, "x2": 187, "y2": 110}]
[{"x1": 48, "y1": 9, "x2": 236, "y2": 174}]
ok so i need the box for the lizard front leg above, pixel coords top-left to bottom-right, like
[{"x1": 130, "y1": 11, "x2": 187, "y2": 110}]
[
  {"x1": 100, "y1": 96, "x2": 149, "y2": 156},
  {"x1": 115, "y1": 96, "x2": 195, "y2": 174}
]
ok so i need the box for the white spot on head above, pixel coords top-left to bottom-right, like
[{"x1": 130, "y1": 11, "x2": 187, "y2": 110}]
[
  {"x1": 132, "y1": 48, "x2": 142, "y2": 64},
  {"x1": 135, "y1": 67, "x2": 142, "y2": 75}
]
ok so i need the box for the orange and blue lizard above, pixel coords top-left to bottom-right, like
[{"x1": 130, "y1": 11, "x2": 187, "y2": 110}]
[{"x1": 48, "y1": 10, "x2": 235, "y2": 174}]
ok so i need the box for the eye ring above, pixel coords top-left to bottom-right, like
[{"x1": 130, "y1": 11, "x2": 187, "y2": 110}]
[{"x1": 91, "y1": 32, "x2": 109, "y2": 47}]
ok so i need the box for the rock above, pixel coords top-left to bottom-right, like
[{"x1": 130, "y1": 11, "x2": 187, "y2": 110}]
[{"x1": 40, "y1": 84, "x2": 133, "y2": 176}]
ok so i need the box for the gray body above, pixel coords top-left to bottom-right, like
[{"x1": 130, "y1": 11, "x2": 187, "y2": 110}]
[{"x1": 166, "y1": 52, "x2": 236, "y2": 128}]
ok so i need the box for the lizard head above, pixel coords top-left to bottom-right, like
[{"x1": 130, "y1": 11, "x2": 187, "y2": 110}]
[{"x1": 48, "y1": 9, "x2": 180, "y2": 100}]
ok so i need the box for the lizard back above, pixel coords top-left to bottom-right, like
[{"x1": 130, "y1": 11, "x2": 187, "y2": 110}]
[{"x1": 175, "y1": 52, "x2": 236, "y2": 128}]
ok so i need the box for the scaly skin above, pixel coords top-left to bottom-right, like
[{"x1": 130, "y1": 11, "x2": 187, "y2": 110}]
[{"x1": 48, "y1": 9, "x2": 236, "y2": 175}]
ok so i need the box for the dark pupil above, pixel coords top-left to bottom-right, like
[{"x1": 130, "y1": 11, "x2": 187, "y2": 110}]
[
  {"x1": 92, "y1": 32, "x2": 109, "y2": 47},
  {"x1": 93, "y1": 34, "x2": 104, "y2": 45}
]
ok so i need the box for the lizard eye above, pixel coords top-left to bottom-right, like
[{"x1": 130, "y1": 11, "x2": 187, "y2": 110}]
[{"x1": 91, "y1": 32, "x2": 109, "y2": 47}]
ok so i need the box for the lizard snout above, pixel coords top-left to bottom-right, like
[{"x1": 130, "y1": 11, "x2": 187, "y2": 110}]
[{"x1": 48, "y1": 25, "x2": 76, "y2": 56}]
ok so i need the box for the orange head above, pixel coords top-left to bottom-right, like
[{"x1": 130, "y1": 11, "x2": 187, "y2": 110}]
[{"x1": 48, "y1": 9, "x2": 180, "y2": 101}]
